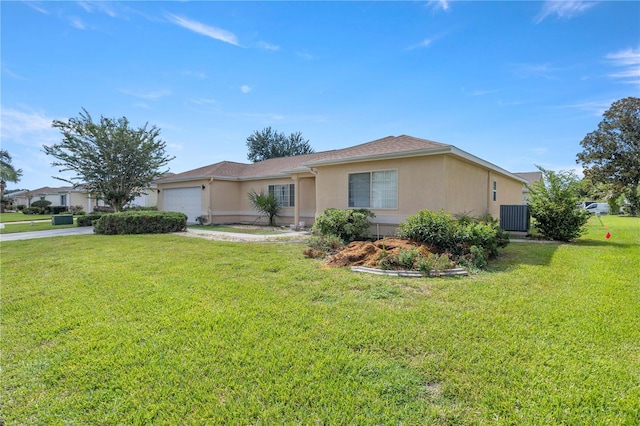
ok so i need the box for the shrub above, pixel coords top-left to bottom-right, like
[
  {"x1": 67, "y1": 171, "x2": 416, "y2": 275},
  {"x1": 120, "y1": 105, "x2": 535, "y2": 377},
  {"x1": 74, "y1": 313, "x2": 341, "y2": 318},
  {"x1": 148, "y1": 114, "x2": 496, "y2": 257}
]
[
  {"x1": 16, "y1": 205, "x2": 25, "y2": 211},
  {"x1": 93, "y1": 211, "x2": 187, "y2": 235},
  {"x1": 123, "y1": 206, "x2": 158, "y2": 212},
  {"x1": 397, "y1": 248, "x2": 420, "y2": 270},
  {"x1": 396, "y1": 210, "x2": 460, "y2": 253},
  {"x1": 397, "y1": 209, "x2": 508, "y2": 263},
  {"x1": 31, "y1": 200, "x2": 52, "y2": 209},
  {"x1": 304, "y1": 234, "x2": 345, "y2": 258},
  {"x1": 23, "y1": 207, "x2": 43, "y2": 215},
  {"x1": 68, "y1": 205, "x2": 84, "y2": 214},
  {"x1": 77, "y1": 213, "x2": 107, "y2": 227},
  {"x1": 311, "y1": 208, "x2": 375, "y2": 243},
  {"x1": 93, "y1": 206, "x2": 116, "y2": 213},
  {"x1": 49, "y1": 206, "x2": 68, "y2": 215},
  {"x1": 528, "y1": 167, "x2": 590, "y2": 241},
  {"x1": 416, "y1": 252, "x2": 455, "y2": 276}
]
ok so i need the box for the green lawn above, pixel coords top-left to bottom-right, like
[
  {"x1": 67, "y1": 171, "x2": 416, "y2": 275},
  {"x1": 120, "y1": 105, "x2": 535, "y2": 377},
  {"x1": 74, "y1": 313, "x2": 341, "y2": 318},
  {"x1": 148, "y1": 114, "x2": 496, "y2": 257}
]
[
  {"x1": 0, "y1": 212, "x2": 51, "y2": 222},
  {"x1": 0, "y1": 220, "x2": 77, "y2": 234},
  {"x1": 1, "y1": 216, "x2": 638, "y2": 424}
]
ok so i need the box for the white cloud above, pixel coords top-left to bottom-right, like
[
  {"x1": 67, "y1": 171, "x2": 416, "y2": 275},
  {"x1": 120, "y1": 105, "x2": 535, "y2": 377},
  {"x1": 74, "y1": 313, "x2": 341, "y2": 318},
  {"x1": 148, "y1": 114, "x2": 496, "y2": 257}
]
[
  {"x1": 427, "y1": 0, "x2": 450, "y2": 12},
  {"x1": 25, "y1": 2, "x2": 49, "y2": 15},
  {"x1": 166, "y1": 13, "x2": 240, "y2": 46},
  {"x1": 535, "y1": 1, "x2": 596, "y2": 24},
  {"x1": 2, "y1": 66, "x2": 27, "y2": 81},
  {"x1": 297, "y1": 50, "x2": 314, "y2": 60},
  {"x1": 0, "y1": 108, "x2": 59, "y2": 148},
  {"x1": 606, "y1": 47, "x2": 640, "y2": 85},
  {"x1": 119, "y1": 88, "x2": 172, "y2": 100},
  {"x1": 69, "y1": 17, "x2": 87, "y2": 30},
  {"x1": 257, "y1": 41, "x2": 280, "y2": 51},
  {"x1": 190, "y1": 98, "x2": 217, "y2": 106},
  {"x1": 555, "y1": 100, "x2": 614, "y2": 117},
  {"x1": 77, "y1": 1, "x2": 117, "y2": 18},
  {"x1": 510, "y1": 63, "x2": 561, "y2": 79},
  {"x1": 407, "y1": 38, "x2": 433, "y2": 50},
  {"x1": 241, "y1": 85, "x2": 251, "y2": 94}
]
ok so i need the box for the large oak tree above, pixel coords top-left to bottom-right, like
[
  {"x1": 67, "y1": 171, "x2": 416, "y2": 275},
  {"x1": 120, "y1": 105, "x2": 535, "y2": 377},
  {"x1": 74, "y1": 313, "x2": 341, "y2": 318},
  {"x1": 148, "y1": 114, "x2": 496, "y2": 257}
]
[
  {"x1": 576, "y1": 97, "x2": 640, "y2": 216},
  {"x1": 246, "y1": 127, "x2": 314, "y2": 162},
  {"x1": 44, "y1": 109, "x2": 174, "y2": 212}
]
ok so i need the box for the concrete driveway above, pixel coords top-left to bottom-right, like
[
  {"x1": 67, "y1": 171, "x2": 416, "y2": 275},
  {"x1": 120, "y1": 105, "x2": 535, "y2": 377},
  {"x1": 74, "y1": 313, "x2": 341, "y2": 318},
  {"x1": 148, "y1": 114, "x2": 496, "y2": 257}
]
[{"x1": 0, "y1": 226, "x2": 95, "y2": 242}]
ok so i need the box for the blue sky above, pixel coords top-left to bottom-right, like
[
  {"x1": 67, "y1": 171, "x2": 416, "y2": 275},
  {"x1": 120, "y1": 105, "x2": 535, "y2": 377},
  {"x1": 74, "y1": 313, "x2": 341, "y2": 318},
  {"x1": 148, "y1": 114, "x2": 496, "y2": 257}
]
[{"x1": 2, "y1": 0, "x2": 639, "y2": 191}]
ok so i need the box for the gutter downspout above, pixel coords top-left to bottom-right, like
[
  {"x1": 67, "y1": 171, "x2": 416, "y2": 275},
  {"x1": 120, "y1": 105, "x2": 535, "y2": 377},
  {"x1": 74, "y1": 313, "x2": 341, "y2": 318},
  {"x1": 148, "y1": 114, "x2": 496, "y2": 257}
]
[
  {"x1": 208, "y1": 177, "x2": 214, "y2": 224},
  {"x1": 292, "y1": 175, "x2": 300, "y2": 229}
]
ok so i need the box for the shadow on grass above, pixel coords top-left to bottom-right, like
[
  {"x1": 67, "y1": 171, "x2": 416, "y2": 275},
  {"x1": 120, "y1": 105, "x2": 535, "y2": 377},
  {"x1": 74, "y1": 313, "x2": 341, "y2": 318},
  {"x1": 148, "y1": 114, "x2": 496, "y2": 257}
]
[
  {"x1": 572, "y1": 239, "x2": 631, "y2": 248},
  {"x1": 488, "y1": 241, "x2": 560, "y2": 270}
]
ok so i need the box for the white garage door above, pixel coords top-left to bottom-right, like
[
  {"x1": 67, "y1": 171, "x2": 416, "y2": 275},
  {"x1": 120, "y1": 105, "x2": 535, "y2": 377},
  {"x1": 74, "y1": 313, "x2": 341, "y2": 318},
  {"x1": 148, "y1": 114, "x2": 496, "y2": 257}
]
[{"x1": 163, "y1": 187, "x2": 202, "y2": 224}]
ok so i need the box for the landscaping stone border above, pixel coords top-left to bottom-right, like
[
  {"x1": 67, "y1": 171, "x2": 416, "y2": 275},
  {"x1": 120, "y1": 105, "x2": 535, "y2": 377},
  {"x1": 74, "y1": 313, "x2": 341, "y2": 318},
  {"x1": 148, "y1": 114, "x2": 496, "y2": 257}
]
[{"x1": 350, "y1": 266, "x2": 469, "y2": 278}]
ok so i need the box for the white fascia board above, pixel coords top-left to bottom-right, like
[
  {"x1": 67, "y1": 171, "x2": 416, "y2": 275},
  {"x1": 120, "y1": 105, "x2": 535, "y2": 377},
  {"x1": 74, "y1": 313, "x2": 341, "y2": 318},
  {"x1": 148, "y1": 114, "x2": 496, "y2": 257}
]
[
  {"x1": 280, "y1": 167, "x2": 312, "y2": 174},
  {"x1": 156, "y1": 176, "x2": 213, "y2": 184},
  {"x1": 302, "y1": 146, "x2": 454, "y2": 167},
  {"x1": 158, "y1": 173, "x2": 291, "y2": 184}
]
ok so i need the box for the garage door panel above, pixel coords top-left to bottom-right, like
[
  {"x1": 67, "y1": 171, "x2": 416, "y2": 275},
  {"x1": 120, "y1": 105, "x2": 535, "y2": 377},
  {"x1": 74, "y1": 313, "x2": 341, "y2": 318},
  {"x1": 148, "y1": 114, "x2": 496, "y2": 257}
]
[{"x1": 163, "y1": 187, "x2": 202, "y2": 224}]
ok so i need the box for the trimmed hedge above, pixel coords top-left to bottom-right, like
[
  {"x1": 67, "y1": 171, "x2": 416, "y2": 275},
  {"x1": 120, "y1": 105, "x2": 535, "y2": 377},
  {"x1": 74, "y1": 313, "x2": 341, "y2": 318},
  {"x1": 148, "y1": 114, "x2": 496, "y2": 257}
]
[
  {"x1": 77, "y1": 213, "x2": 108, "y2": 227},
  {"x1": 93, "y1": 211, "x2": 187, "y2": 235}
]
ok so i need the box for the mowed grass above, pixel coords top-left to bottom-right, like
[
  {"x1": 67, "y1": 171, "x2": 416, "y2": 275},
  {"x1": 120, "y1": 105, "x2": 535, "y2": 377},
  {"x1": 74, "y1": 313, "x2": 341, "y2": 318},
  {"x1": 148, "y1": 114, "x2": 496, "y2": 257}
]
[
  {"x1": 1, "y1": 217, "x2": 638, "y2": 424},
  {"x1": 0, "y1": 212, "x2": 51, "y2": 222},
  {"x1": 0, "y1": 220, "x2": 76, "y2": 234}
]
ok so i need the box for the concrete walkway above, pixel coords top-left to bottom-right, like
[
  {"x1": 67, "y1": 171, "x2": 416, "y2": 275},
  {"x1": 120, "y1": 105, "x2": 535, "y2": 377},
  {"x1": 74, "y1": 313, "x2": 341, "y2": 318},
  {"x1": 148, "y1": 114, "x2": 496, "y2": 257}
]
[
  {"x1": 180, "y1": 228, "x2": 311, "y2": 242},
  {"x1": 0, "y1": 226, "x2": 311, "y2": 242},
  {"x1": 0, "y1": 226, "x2": 95, "y2": 242}
]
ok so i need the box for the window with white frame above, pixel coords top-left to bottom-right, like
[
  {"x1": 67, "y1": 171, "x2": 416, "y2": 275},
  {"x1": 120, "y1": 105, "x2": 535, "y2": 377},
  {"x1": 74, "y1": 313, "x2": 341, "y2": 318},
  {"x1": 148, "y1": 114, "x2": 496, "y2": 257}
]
[
  {"x1": 268, "y1": 184, "x2": 295, "y2": 207},
  {"x1": 348, "y1": 170, "x2": 397, "y2": 209},
  {"x1": 493, "y1": 181, "x2": 497, "y2": 202},
  {"x1": 60, "y1": 194, "x2": 67, "y2": 206}
]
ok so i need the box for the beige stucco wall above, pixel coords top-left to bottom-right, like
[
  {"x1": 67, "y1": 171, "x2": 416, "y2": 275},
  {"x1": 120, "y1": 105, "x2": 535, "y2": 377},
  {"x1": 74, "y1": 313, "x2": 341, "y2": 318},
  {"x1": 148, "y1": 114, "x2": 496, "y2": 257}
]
[
  {"x1": 160, "y1": 177, "x2": 315, "y2": 226},
  {"x1": 314, "y1": 154, "x2": 524, "y2": 235},
  {"x1": 443, "y1": 156, "x2": 523, "y2": 218},
  {"x1": 315, "y1": 155, "x2": 447, "y2": 225},
  {"x1": 158, "y1": 154, "x2": 523, "y2": 231}
]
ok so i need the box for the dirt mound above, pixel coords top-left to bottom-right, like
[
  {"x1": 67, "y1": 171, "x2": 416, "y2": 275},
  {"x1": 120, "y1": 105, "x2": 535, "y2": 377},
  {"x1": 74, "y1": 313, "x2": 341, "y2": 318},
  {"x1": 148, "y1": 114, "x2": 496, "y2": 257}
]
[{"x1": 325, "y1": 237, "x2": 432, "y2": 268}]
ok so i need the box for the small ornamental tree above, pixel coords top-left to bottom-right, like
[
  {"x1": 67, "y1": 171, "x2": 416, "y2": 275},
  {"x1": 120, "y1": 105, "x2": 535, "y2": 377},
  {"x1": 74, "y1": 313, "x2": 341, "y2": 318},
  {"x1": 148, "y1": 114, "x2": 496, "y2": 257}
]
[
  {"x1": 44, "y1": 109, "x2": 174, "y2": 212},
  {"x1": 527, "y1": 166, "x2": 589, "y2": 241}
]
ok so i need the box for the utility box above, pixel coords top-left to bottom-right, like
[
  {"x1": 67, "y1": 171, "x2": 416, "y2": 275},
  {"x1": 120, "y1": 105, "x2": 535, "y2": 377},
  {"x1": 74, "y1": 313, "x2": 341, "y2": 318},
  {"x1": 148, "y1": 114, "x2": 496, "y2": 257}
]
[
  {"x1": 52, "y1": 214, "x2": 74, "y2": 225},
  {"x1": 500, "y1": 205, "x2": 530, "y2": 232}
]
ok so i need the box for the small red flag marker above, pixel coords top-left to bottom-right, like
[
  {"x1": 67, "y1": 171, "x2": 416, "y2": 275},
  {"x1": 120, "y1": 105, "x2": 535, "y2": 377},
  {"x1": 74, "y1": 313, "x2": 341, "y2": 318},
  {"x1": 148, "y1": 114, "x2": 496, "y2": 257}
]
[{"x1": 605, "y1": 232, "x2": 611, "y2": 239}]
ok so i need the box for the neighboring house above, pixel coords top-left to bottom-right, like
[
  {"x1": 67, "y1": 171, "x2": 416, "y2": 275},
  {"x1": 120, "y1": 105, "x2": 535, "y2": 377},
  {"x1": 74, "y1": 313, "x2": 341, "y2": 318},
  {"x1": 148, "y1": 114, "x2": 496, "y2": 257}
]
[
  {"x1": 514, "y1": 171, "x2": 543, "y2": 203},
  {"x1": 11, "y1": 184, "x2": 159, "y2": 212},
  {"x1": 156, "y1": 135, "x2": 527, "y2": 234},
  {"x1": 10, "y1": 186, "x2": 98, "y2": 211}
]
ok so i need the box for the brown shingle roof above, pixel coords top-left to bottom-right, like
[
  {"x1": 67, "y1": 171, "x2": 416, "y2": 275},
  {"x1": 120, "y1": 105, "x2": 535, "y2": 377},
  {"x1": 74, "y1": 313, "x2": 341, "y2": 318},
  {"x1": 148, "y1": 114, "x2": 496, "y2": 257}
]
[
  {"x1": 514, "y1": 172, "x2": 542, "y2": 184},
  {"x1": 158, "y1": 135, "x2": 451, "y2": 182}
]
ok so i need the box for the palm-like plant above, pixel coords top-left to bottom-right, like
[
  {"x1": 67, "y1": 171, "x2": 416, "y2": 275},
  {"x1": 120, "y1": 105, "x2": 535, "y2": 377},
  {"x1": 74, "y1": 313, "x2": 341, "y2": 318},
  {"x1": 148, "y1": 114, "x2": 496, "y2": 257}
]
[
  {"x1": 247, "y1": 189, "x2": 280, "y2": 227},
  {"x1": 0, "y1": 150, "x2": 23, "y2": 212}
]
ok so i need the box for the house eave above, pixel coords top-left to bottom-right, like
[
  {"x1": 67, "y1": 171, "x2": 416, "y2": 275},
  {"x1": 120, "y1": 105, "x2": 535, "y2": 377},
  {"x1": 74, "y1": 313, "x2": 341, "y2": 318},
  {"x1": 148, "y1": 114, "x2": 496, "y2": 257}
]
[
  {"x1": 303, "y1": 146, "x2": 454, "y2": 168},
  {"x1": 302, "y1": 145, "x2": 526, "y2": 184},
  {"x1": 449, "y1": 147, "x2": 528, "y2": 183}
]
